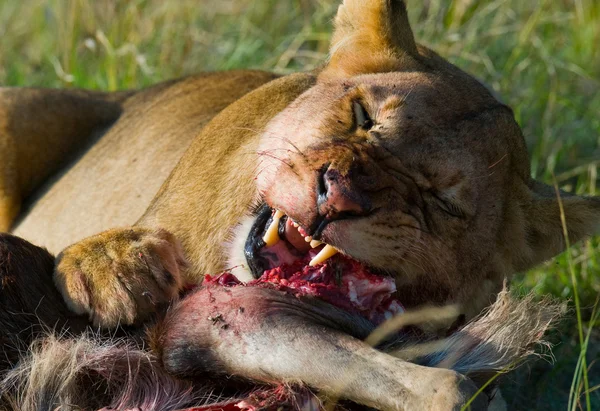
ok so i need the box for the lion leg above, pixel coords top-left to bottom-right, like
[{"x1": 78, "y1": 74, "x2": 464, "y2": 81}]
[
  {"x1": 154, "y1": 285, "x2": 488, "y2": 411},
  {"x1": 54, "y1": 227, "x2": 187, "y2": 328},
  {"x1": 0, "y1": 87, "x2": 133, "y2": 231},
  {"x1": 0, "y1": 233, "x2": 88, "y2": 370}
]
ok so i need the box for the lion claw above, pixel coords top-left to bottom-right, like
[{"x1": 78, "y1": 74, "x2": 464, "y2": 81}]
[{"x1": 54, "y1": 227, "x2": 187, "y2": 328}]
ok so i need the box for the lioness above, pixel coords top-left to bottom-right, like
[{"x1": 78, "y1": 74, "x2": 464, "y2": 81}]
[{"x1": 0, "y1": 0, "x2": 596, "y2": 410}]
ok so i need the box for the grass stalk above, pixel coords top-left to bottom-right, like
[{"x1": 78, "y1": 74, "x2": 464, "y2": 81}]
[{"x1": 553, "y1": 176, "x2": 592, "y2": 411}]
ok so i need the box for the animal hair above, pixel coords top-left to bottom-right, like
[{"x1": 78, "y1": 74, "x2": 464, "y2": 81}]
[
  {"x1": 0, "y1": 334, "x2": 213, "y2": 411},
  {"x1": 393, "y1": 284, "x2": 564, "y2": 384},
  {"x1": 0, "y1": 233, "x2": 89, "y2": 371},
  {"x1": 0, "y1": 286, "x2": 563, "y2": 410}
]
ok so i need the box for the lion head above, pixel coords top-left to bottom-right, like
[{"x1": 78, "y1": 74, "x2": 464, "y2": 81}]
[{"x1": 240, "y1": 0, "x2": 599, "y2": 319}]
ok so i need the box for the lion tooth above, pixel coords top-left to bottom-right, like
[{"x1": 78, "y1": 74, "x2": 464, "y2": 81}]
[
  {"x1": 262, "y1": 210, "x2": 285, "y2": 247},
  {"x1": 310, "y1": 240, "x2": 323, "y2": 248},
  {"x1": 292, "y1": 222, "x2": 299, "y2": 228},
  {"x1": 309, "y1": 244, "x2": 339, "y2": 266},
  {"x1": 304, "y1": 236, "x2": 313, "y2": 243}
]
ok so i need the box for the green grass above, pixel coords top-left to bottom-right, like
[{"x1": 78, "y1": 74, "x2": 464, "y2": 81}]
[{"x1": 1, "y1": 0, "x2": 599, "y2": 409}]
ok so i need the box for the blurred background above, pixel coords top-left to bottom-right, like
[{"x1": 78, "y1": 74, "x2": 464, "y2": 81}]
[{"x1": 0, "y1": 0, "x2": 598, "y2": 409}]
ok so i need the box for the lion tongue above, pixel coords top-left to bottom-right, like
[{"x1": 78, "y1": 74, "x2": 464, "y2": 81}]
[
  {"x1": 282, "y1": 216, "x2": 340, "y2": 265},
  {"x1": 262, "y1": 210, "x2": 312, "y2": 254},
  {"x1": 263, "y1": 209, "x2": 340, "y2": 266},
  {"x1": 284, "y1": 218, "x2": 311, "y2": 253}
]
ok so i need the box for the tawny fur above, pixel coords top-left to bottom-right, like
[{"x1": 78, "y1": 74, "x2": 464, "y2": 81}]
[{"x1": 0, "y1": 0, "x2": 597, "y2": 325}]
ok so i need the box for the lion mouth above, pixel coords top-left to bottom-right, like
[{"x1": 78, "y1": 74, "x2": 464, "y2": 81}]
[
  {"x1": 241, "y1": 204, "x2": 403, "y2": 324},
  {"x1": 244, "y1": 204, "x2": 339, "y2": 277}
]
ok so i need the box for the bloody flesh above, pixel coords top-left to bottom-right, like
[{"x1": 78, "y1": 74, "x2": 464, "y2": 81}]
[
  {"x1": 189, "y1": 246, "x2": 405, "y2": 411},
  {"x1": 174, "y1": 385, "x2": 319, "y2": 411},
  {"x1": 204, "y1": 251, "x2": 404, "y2": 326}
]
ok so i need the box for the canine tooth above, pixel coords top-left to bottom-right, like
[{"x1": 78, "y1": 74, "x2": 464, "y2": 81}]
[
  {"x1": 304, "y1": 236, "x2": 312, "y2": 242},
  {"x1": 262, "y1": 210, "x2": 285, "y2": 247},
  {"x1": 310, "y1": 240, "x2": 323, "y2": 248},
  {"x1": 309, "y1": 244, "x2": 339, "y2": 266}
]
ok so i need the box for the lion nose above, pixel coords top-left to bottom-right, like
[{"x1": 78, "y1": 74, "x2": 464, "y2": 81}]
[{"x1": 317, "y1": 167, "x2": 371, "y2": 220}]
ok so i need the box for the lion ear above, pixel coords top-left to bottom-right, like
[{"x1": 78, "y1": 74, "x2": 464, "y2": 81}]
[
  {"x1": 516, "y1": 180, "x2": 600, "y2": 271},
  {"x1": 322, "y1": 0, "x2": 419, "y2": 78}
]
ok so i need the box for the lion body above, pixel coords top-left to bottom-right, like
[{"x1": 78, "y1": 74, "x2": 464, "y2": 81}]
[{"x1": 7, "y1": 70, "x2": 280, "y2": 253}]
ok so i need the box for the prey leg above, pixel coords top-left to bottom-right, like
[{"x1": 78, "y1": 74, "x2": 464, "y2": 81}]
[{"x1": 154, "y1": 285, "x2": 486, "y2": 411}]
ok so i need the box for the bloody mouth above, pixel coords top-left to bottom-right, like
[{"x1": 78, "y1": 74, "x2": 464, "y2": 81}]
[{"x1": 207, "y1": 205, "x2": 404, "y2": 326}]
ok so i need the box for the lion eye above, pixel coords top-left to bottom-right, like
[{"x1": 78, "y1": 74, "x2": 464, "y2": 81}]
[
  {"x1": 353, "y1": 101, "x2": 373, "y2": 130},
  {"x1": 432, "y1": 194, "x2": 466, "y2": 219}
]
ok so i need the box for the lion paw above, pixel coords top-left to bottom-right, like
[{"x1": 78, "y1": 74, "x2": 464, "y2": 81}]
[{"x1": 55, "y1": 227, "x2": 187, "y2": 328}]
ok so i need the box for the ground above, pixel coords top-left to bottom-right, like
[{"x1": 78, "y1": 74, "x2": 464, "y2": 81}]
[{"x1": 0, "y1": 1, "x2": 598, "y2": 409}]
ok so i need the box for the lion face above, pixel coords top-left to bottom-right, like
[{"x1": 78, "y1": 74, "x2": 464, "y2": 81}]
[
  {"x1": 253, "y1": 68, "x2": 524, "y2": 310},
  {"x1": 238, "y1": 0, "x2": 600, "y2": 317}
]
